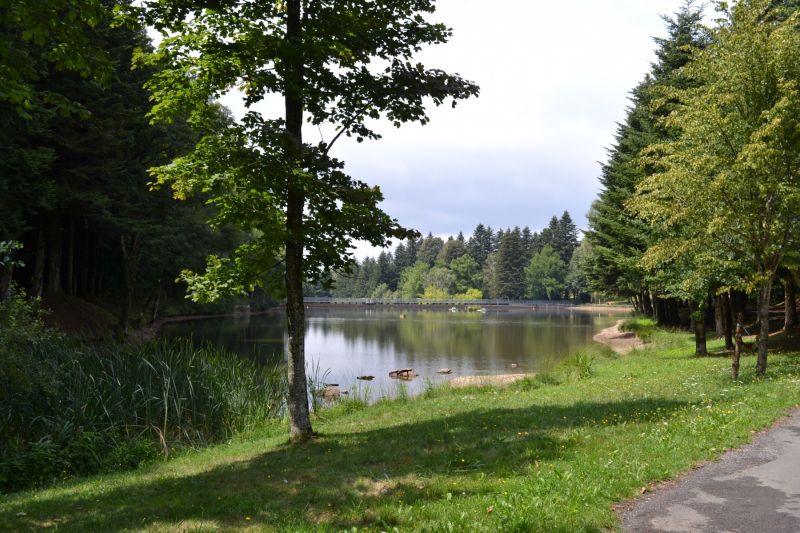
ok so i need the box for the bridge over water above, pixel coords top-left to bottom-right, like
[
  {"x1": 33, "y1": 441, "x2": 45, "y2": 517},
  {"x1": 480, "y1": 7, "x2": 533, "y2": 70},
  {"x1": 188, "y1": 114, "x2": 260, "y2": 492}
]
[{"x1": 302, "y1": 297, "x2": 577, "y2": 307}]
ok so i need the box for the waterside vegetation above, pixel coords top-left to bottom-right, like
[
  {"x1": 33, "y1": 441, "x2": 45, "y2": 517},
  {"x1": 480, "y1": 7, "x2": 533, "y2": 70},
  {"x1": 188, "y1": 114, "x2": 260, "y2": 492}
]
[{"x1": 2, "y1": 323, "x2": 799, "y2": 531}]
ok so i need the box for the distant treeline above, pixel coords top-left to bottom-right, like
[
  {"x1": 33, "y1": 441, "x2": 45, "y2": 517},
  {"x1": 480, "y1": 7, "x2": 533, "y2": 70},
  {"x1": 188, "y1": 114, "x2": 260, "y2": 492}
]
[{"x1": 308, "y1": 212, "x2": 591, "y2": 301}]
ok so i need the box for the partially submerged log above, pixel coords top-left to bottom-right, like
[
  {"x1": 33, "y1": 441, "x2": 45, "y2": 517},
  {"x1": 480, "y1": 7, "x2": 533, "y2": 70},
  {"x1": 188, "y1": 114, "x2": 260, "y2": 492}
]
[
  {"x1": 356, "y1": 375, "x2": 375, "y2": 381},
  {"x1": 436, "y1": 368, "x2": 452, "y2": 374}
]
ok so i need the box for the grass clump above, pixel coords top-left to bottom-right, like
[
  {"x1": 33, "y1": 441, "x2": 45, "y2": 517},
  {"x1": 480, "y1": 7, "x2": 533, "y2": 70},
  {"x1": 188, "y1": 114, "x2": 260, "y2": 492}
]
[
  {"x1": 0, "y1": 293, "x2": 287, "y2": 493},
  {"x1": 620, "y1": 316, "x2": 658, "y2": 341}
]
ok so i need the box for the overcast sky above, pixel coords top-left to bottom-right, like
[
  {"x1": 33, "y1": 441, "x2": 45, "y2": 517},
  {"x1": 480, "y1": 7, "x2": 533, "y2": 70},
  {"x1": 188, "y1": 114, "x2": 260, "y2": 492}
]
[{"x1": 211, "y1": 0, "x2": 699, "y2": 258}]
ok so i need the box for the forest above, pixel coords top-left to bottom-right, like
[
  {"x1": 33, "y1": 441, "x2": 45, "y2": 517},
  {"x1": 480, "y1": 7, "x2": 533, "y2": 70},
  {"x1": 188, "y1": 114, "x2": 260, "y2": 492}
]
[
  {"x1": 583, "y1": 0, "x2": 800, "y2": 379},
  {"x1": 317, "y1": 212, "x2": 586, "y2": 301}
]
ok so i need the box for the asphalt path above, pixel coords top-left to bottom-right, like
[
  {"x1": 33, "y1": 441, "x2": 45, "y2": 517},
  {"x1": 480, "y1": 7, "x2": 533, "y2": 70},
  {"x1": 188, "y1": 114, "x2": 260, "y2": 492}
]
[{"x1": 621, "y1": 409, "x2": 800, "y2": 532}]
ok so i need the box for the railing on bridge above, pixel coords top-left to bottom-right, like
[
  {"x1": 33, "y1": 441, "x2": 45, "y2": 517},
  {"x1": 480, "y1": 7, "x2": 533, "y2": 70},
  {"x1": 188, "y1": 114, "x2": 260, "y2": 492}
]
[{"x1": 302, "y1": 297, "x2": 577, "y2": 306}]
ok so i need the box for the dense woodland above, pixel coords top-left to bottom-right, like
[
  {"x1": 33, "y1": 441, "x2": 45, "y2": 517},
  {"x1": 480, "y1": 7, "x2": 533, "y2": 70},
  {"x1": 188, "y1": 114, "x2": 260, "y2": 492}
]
[
  {"x1": 585, "y1": 0, "x2": 800, "y2": 377},
  {"x1": 0, "y1": 1, "x2": 248, "y2": 332},
  {"x1": 317, "y1": 212, "x2": 585, "y2": 301}
]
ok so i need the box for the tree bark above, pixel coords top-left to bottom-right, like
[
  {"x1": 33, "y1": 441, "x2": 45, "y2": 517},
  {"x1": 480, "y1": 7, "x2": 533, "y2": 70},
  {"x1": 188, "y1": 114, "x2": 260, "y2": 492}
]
[
  {"x1": 118, "y1": 234, "x2": 141, "y2": 336},
  {"x1": 284, "y1": 0, "x2": 313, "y2": 442},
  {"x1": 66, "y1": 216, "x2": 75, "y2": 295},
  {"x1": 755, "y1": 279, "x2": 772, "y2": 377},
  {"x1": 714, "y1": 294, "x2": 724, "y2": 336},
  {"x1": 784, "y1": 271, "x2": 797, "y2": 331},
  {"x1": 33, "y1": 223, "x2": 45, "y2": 297},
  {"x1": 641, "y1": 290, "x2": 653, "y2": 317},
  {"x1": 151, "y1": 281, "x2": 162, "y2": 323},
  {"x1": 722, "y1": 292, "x2": 734, "y2": 351},
  {"x1": 732, "y1": 313, "x2": 744, "y2": 381},
  {"x1": 46, "y1": 211, "x2": 63, "y2": 294},
  {"x1": 690, "y1": 300, "x2": 707, "y2": 356}
]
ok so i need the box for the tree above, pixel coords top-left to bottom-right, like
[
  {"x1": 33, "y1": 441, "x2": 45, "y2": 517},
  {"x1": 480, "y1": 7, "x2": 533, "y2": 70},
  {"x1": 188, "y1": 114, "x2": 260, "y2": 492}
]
[
  {"x1": 565, "y1": 239, "x2": 592, "y2": 301},
  {"x1": 417, "y1": 233, "x2": 445, "y2": 267},
  {"x1": 0, "y1": 0, "x2": 110, "y2": 117},
  {"x1": 494, "y1": 227, "x2": 526, "y2": 299},
  {"x1": 138, "y1": 0, "x2": 478, "y2": 440},
  {"x1": 450, "y1": 254, "x2": 481, "y2": 294},
  {"x1": 399, "y1": 262, "x2": 430, "y2": 299},
  {"x1": 467, "y1": 224, "x2": 493, "y2": 268},
  {"x1": 423, "y1": 266, "x2": 455, "y2": 295},
  {"x1": 437, "y1": 234, "x2": 466, "y2": 266},
  {"x1": 525, "y1": 245, "x2": 566, "y2": 300},
  {"x1": 585, "y1": 2, "x2": 708, "y2": 311},
  {"x1": 632, "y1": 0, "x2": 800, "y2": 376}
]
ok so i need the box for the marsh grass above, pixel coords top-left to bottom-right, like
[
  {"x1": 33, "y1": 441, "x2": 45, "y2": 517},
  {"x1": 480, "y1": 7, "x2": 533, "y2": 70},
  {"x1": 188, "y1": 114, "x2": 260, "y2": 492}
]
[
  {"x1": 1, "y1": 333, "x2": 287, "y2": 492},
  {"x1": 3, "y1": 327, "x2": 800, "y2": 531}
]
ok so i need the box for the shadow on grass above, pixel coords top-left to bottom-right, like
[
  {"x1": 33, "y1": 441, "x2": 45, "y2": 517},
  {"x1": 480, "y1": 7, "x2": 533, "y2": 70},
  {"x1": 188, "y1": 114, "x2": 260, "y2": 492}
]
[{"x1": 2, "y1": 397, "x2": 691, "y2": 531}]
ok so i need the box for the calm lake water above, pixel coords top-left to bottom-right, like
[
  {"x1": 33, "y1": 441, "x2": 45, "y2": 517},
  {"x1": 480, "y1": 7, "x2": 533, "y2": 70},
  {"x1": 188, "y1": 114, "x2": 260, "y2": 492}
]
[{"x1": 161, "y1": 307, "x2": 623, "y2": 399}]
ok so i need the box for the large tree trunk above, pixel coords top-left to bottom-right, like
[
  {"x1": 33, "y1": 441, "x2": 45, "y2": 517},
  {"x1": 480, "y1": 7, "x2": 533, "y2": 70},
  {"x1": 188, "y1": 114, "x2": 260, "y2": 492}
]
[
  {"x1": 33, "y1": 223, "x2": 46, "y2": 297},
  {"x1": 722, "y1": 292, "x2": 734, "y2": 351},
  {"x1": 755, "y1": 279, "x2": 772, "y2": 377},
  {"x1": 690, "y1": 300, "x2": 707, "y2": 356},
  {"x1": 784, "y1": 271, "x2": 797, "y2": 331},
  {"x1": 46, "y1": 211, "x2": 63, "y2": 294},
  {"x1": 66, "y1": 216, "x2": 75, "y2": 295},
  {"x1": 732, "y1": 313, "x2": 744, "y2": 381},
  {"x1": 641, "y1": 290, "x2": 653, "y2": 317},
  {"x1": 714, "y1": 295, "x2": 724, "y2": 336},
  {"x1": 284, "y1": 0, "x2": 313, "y2": 442},
  {"x1": 118, "y1": 234, "x2": 141, "y2": 336}
]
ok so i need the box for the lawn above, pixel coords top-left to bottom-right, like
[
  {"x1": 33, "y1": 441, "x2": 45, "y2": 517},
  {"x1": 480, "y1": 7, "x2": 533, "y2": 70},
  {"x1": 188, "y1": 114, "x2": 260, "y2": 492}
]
[{"x1": 2, "y1": 327, "x2": 799, "y2": 532}]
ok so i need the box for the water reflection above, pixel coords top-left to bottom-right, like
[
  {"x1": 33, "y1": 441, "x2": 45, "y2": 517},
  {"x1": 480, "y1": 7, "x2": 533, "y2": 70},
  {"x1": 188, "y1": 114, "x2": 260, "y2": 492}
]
[{"x1": 161, "y1": 308, "x2": 620, "y2": 399}]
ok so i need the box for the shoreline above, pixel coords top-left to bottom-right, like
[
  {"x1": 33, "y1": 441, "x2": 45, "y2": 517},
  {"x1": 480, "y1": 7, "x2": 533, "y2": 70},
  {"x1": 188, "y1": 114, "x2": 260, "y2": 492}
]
[{"x1": 593, "y1": 320, "x2": 645, "y2": 354}]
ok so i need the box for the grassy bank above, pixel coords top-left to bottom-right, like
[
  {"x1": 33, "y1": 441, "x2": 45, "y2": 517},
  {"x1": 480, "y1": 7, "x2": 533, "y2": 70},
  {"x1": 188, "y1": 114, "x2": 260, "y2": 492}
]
[{"x1": 2, "y1": 326, "x2": 799, "y2": 531}]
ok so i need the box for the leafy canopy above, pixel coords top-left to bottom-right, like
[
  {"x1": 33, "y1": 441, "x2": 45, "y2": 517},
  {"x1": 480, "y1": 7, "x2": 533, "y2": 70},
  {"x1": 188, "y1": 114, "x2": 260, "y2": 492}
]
[{"x1": 133, "y1": 1, "x2": 479, "y2": 301}]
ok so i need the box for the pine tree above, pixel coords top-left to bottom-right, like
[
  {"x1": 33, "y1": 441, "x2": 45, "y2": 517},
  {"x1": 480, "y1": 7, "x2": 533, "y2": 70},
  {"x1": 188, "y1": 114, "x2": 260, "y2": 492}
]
[
  {"x1": 466, "y1": 224, "x2": 493, "y2": 268},
  {"x1": 495, "y1": 227, "x2": 526, "y2": 299},
  {"x1": 585, "y1": 2, "x2": 708, "y2": 304}
]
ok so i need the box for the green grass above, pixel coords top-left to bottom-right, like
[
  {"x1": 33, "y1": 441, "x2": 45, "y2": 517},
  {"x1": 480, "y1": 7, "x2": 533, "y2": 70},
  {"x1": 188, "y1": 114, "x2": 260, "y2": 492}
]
[
  {"x1": 619, "y1": 316, "x2": 658, "y2": 342},
  {"x1": 2, "y1": 328, "x2": 800, "y2": 532}
]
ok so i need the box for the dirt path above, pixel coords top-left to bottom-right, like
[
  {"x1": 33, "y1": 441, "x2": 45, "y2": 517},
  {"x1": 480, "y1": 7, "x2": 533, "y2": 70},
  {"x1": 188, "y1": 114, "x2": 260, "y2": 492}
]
[
  {"x1": 593, "y1": 320, "x2": 644, "y2": 355},
  {"x1": 620, "y1": 408, "x2": 800, "y2": 532}
]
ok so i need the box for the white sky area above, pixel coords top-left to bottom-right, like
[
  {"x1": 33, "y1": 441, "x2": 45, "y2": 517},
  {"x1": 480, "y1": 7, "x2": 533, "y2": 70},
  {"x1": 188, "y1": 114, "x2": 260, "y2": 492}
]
[{"x1": 152, "y1": 1, "x2": 704, "y2": 260}]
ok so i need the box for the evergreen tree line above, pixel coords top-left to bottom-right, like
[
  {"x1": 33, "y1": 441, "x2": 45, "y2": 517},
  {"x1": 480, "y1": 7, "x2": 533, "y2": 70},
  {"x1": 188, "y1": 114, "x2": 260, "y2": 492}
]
[
  {"x1": 315, "y1": 211, "x2": 588, "y2": 301},
  {"x1": 584, "y1": 0, "x2": 800, "y2": 377},
  {"x1": 0, "y1": 1, "x2": 244, "y2": 331}
]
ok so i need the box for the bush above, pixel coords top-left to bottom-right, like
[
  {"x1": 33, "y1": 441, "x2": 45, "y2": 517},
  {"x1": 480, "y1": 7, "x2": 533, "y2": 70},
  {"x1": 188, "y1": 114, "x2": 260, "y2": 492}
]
[{"x1": 0, "y1": 293, "x2": 287, "y2": 493}]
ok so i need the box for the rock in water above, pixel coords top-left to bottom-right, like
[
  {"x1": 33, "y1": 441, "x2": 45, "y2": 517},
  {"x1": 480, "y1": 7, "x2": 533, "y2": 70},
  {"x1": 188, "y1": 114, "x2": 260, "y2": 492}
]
[
  {"x1": 436, "y1": 368, "x2": 452, "y2": 374},
  {"x1": 317, "y1": 385, "x2": 340, "y2": 399},
  {"x1": 389, "y1": 368, "x2": 418, "y2": 380}
]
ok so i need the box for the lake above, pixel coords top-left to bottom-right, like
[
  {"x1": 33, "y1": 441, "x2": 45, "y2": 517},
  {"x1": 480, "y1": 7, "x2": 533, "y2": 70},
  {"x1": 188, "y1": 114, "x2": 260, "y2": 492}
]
[{"x1": 161, "y1": 307, "x2": 624, "y2": 399}]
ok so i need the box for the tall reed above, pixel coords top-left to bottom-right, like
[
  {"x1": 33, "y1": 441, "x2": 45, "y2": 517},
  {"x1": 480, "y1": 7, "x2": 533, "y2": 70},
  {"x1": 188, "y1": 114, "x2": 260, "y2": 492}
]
[{"x1": 1, "y1": 306, "x2": 287, "y2": 492}]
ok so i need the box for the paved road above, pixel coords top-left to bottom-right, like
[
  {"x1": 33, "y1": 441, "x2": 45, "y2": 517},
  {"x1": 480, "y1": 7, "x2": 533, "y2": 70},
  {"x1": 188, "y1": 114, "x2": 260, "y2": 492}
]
[{"x1": 622, "y1": 409, "x2": 800, "y2": 532}]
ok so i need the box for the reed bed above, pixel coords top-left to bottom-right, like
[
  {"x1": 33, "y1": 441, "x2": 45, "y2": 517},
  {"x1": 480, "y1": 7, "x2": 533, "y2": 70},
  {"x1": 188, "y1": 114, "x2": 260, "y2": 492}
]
[{"x1": 1, "y1": 296, "x2": 287, "y2": 492}]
